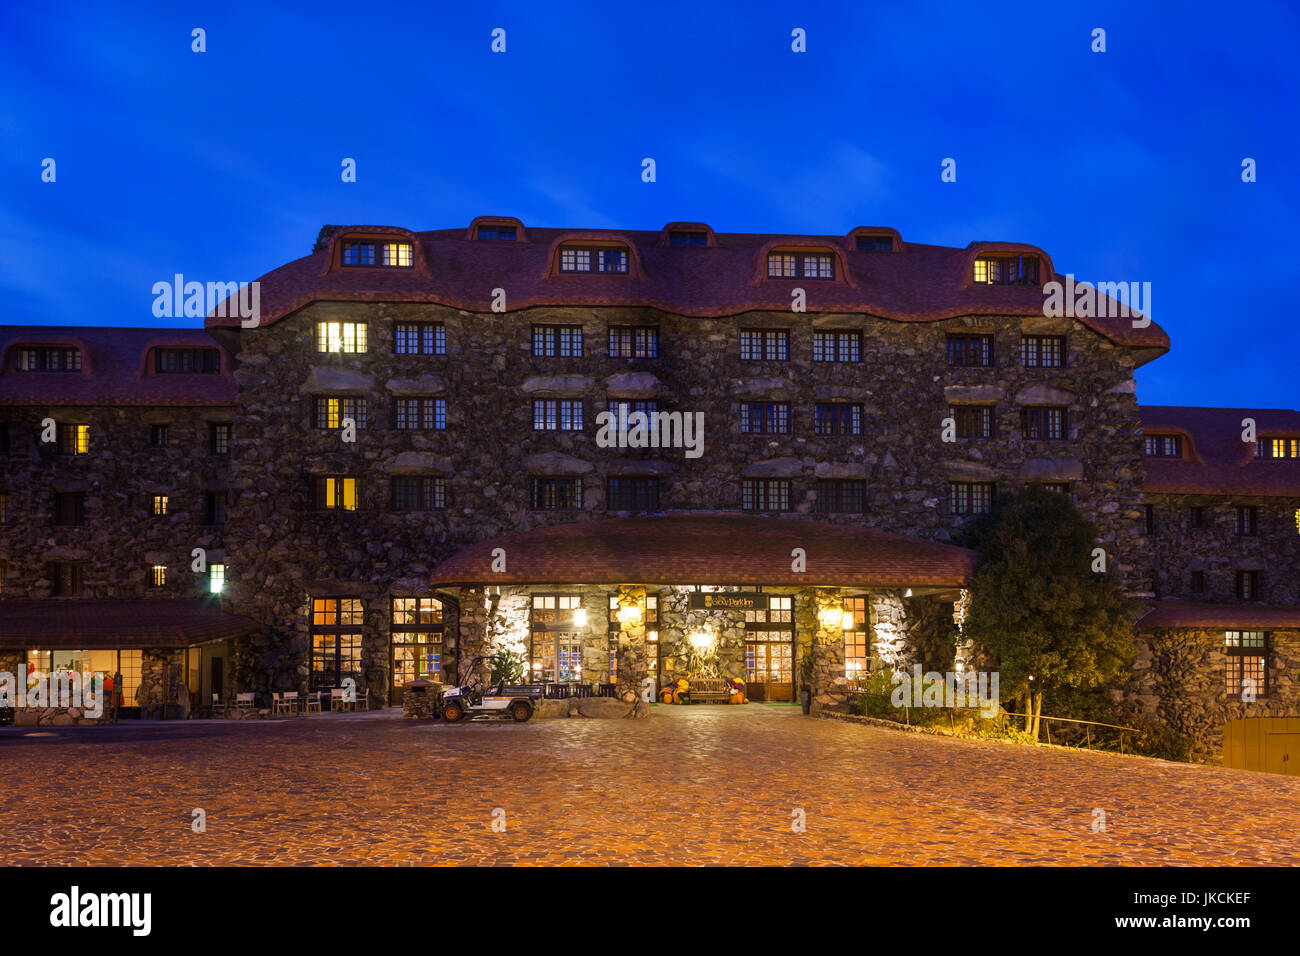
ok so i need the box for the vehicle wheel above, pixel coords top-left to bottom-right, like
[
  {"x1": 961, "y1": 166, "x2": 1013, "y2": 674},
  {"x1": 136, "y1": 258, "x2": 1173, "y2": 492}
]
[
  {"x1": 443, "y1": 701, "x2": 465, "y2": 722},
  {"x1": 510, "y1": 701, "x2": 532, "y2": 722}
]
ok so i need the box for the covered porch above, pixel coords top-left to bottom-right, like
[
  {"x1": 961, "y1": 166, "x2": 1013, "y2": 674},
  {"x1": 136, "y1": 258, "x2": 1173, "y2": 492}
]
[
  {"x1": 427, "y1": 514, "x2": 977, "y2": 711},
  {"x1": 0, "y1": 598, "x2": 260, "y2": 724}
]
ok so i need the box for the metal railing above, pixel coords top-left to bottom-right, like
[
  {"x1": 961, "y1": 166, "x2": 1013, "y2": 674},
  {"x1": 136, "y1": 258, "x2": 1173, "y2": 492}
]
[{"x1": 848, "y1": 686, "x2": 1139, "y2": 752}]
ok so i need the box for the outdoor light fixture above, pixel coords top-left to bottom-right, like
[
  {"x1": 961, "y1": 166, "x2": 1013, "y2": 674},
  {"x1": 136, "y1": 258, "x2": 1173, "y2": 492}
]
[
  {"x1": 904, "y1": 588, "x2": 913, "y2": 598},
  {"x1": 573, "y1": 608, "x2": 587, "y2": 627},
  {"x1": 617, "y1": 605, "x2": 643, "y2": 624},
  {"x1": 689, "y1": 631, "x2": 714, "y2": 650},
  {"x1": 818, "y1": 607, "x2": 842, "y2": 628},
  {"x1": 840, "y1": 610, "x2": 855, "y2": 631}
]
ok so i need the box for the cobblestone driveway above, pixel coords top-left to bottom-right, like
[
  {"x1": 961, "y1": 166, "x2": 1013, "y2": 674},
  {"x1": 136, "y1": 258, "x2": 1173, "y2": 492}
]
[{"x1": 3, "y1": 705, "x2": 1298, "y2": 865}]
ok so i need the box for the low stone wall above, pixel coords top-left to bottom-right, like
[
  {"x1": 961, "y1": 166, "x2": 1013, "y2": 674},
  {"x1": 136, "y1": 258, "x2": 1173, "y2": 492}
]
[
  {"x1": 12, "y1": 706, "x2": 100, "y2": 727},
  {"x1": 534, "y1": 696, "x2": 648, "y2": 719}
]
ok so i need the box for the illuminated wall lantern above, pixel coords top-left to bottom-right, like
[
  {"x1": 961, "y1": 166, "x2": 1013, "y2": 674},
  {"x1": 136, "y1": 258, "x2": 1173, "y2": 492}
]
[
  {"x1": 573, "y1": 608, "x2": 588, "y2": 627},
  {"x1": 617, "y1": 605, "x2": 643, "y2": 624},
  {"x1": 689, "y1": 631, "x2": 714, "y2": 650},
  {"x1": 819, "y1": 606, "x2": 852, "y2": 629}
]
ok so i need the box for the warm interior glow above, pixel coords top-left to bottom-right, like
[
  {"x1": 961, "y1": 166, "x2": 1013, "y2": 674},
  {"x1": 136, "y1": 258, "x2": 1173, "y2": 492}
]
[
  {"x1": 840, "y1": 610, "x2": 855, "y2": 631},
  {"x1": 819, "y1": 607, "x2": 844, "y2": 628},
  {"x1": 617, "y1": 605, "x2": 643, "y2": 624}
]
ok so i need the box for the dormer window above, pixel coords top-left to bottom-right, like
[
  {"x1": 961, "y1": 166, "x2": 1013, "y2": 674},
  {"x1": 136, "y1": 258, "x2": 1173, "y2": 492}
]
[
  {"x1": 1256, "y1": 437, "x2": 1300, "y2": 459},
  {"x1": 477, "y1": 225, "x2": 517, "y2": 241},
  {"x1": 1144, "y1": 435, "x2": 1182, "y2": 457},
  {"x1": 155, "y1": 348, "x2": 220, "y2": 374},
  {"x1": 668, "y1": 230, "x2": 708, "y2": 247},
  {"x1": 855, "y1": 235, "x2": 893, "y2": 251},
  {"x1": 767, "y1": 252, "x2": 834, "y2": 279},
  {"x1": 341, "y1": 240, "x2": 412, "y2": 267},
  {"x1": 15, "y1": 347, "x2": 81, "y2": 372},
  {"x1": 560, "y1": 246, "x2": 628, "y2": 274},
  {"x1": 973, "y1": 255, "x2": 1040, "y2": 285}
]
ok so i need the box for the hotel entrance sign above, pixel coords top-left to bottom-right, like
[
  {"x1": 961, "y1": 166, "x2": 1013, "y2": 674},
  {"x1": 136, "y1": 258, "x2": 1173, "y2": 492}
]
[{"x1": 689, "y1": 592, "x2": 763, "y2": 610}]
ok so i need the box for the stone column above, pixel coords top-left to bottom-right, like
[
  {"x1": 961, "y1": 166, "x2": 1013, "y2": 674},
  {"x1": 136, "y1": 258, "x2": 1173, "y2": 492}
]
[
  {"x1": 456, "y1": 586, "x2": 490, "y2": 685},
  {"x1": 805, "y1": 587, "x2": 848, "y2": 713},
  {"x1": 615, "y1": 585, "x2": 648, "y2": 700},
  {"x1": 870, "y1": 590, "x2": 912, "y2": 669},
  {"x1": 952, "y1": 588, "x2": 974, "y2": 672}
]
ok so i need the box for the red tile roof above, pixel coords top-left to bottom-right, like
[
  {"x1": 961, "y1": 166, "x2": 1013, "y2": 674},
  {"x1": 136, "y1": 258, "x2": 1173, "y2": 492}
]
[
  {"x1": 0, "y1": 599, "x2": 259, "y2": 649},
  {"x1": 0, "y1": 327, "x2": 236, "y2": 407},
  {"x1": 207, "y1": 222, "x2": 1170, "y2": 353},
  {"x1": 1140, "y1": 406, "x2": 1300, "y2": 496},
  {"x1": 427, "y1": 513, "x2": 978, "y2": 588},
  {"x1": 1137, "y1": 601, "x2": 1300, "y2": 629}
]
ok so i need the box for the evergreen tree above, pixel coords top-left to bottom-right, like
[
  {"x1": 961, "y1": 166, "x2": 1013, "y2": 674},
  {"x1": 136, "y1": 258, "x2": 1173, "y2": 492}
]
[{"x1": 962, "y1": 486, "x2": 1136, "y2": 738}]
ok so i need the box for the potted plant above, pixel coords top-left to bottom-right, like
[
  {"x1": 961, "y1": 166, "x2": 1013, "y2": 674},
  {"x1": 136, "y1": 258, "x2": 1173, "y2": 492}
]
[{"x1": 799, "y1": 648, "x2": 815, "y2": 714}]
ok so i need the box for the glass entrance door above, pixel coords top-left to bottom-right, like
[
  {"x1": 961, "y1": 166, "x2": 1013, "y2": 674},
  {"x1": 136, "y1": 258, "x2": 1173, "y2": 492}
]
[{"x1": 745, "y1": 595, "x2": 794, "y2": 702}]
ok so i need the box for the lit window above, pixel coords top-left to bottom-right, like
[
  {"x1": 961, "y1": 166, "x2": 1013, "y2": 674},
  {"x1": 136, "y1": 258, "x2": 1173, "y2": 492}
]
[
  {"x1": 151, "y1": 565, "x2": 166, "y2": 588},
  {"x1": 1256, "y1": 437, "x2": 1300, "y2": 459},
  {"x1": 315, "y1": 397, "x2": 367, "y2": 429},
  {"x1": 316, "y1": 321, "x2": 368, "y2": 353},
  {"x1": 314, "y1": 476, "x2": 360, "y2": 511},
  {"x1": 973, "y1": 255, "x2": 1039, "y2": 285},
  {"x1": 57, "y1": 423, "x2": 89, "y2": 455},
  {"x1": 1225, "y1": 631, "x2": 1268, "y2": 698},
  {"x1": 209, "y1": 564, "x2": 225, "y2": 594},
  {"x1": 382, "y1": 242, "x2": 413, "y2": 267},
  {"x1": 151, "y1": 495, "x2": 168, "y2": 516}
]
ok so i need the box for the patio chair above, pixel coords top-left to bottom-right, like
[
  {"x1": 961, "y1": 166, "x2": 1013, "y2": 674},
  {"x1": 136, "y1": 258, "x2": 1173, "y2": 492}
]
[
  {"x1": 303, "y1": 691, "x2": 322, "y2": 714},
  {"x1": 330, "y1": 688, "x2": 354, "y2": 712},
  {"x1": 283, "y1": 690, "x2": 300, "y2": 715},
  {"x1": 211, "y1": 694, "x2": 227, "y2": 718},
  {"x1": 272, "y1": 692, "x2": 291, "y2": 716},
  {"x1": 233, "y1": 692, "x2": 255, "y2": 718},
  {"x1": 353, "y1": 688, "x2": 367, "y2": 711}
]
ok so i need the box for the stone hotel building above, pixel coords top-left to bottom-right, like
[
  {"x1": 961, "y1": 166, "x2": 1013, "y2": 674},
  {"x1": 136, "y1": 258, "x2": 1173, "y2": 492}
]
[{"x1": 1, "y1": 218, "x2": 1296, "y2": 757}]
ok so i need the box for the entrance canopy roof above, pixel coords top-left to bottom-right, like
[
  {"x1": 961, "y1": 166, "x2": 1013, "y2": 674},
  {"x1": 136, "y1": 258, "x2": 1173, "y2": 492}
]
[
  {"x1": 0, "y1": 599, "x2": 260, "y2": 650},
  {"x1": 428, "y1": 514, "x2": 977, "y2": 589}
]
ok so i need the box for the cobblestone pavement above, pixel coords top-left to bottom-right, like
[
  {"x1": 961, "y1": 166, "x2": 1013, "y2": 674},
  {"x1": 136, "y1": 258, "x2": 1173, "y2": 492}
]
[{"x1": 3, "y1": 705, "x2": 1298, "y2": 866}]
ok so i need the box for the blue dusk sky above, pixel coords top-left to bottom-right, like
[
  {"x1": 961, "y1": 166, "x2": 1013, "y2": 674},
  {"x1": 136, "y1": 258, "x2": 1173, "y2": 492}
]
[{"x1": 2, "y1": 0, "x2": 1297, "y2": 408}]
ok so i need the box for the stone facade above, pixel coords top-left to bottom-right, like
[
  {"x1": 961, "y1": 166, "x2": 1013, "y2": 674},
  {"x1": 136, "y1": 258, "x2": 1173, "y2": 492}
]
[
  {"x1": 1130, "y1": 627, "x2": 1300, "y2": 760},
  {"x1": 1146, "y1": 494, "x2": 1300, "y2": 603},
  {"x1": 0, "y1": 224, "x2": 1294, "y2": 761},
  {"x1": 210, "y1": 300, "x2": 1151, "y2": 705},
  {"x1": 0, "y1": 404, "x2": 231, "y2": 599}
]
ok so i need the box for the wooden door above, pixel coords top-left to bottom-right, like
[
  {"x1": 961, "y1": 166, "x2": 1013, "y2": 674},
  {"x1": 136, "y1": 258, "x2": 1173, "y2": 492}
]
[{"x1": 746, "y1": 640, "x2": 793, "y2": 702}]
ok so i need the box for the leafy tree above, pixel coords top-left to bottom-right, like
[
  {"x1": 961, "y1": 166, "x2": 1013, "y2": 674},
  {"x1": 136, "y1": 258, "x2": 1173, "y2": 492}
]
[{"x1": 961, "y1": 486, "x2": 1135, "y2": 739}]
